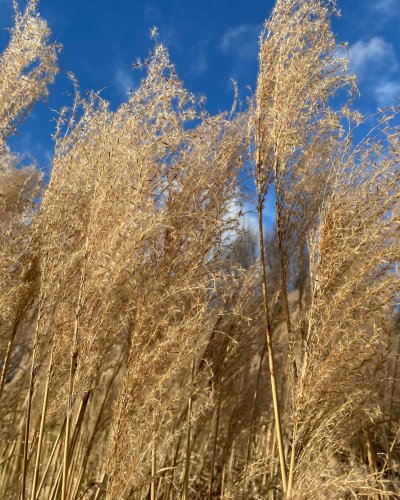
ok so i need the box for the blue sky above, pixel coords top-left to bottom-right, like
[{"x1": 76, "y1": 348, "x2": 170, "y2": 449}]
[{"x1": 1, "y1": 0, "x2": 400, "y2": 170}]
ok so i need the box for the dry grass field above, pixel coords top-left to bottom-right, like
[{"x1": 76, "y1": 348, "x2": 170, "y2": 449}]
[{"x1": 0, "y1": 1, "x2": 399, "y2": 498}]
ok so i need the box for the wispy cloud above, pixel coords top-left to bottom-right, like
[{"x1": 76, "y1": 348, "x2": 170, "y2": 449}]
[
  {"x1": 189, "y1": 44, "x2": 208, "y2": 76},
  {"x1": 220, "y1": 24, "x2": 261, "y2": 60},
  {"x1": 374, "y1": 81, "x2": 400, "y2": 106},
  {"x1": 349, "y1": 36, "x2": 400, "y2": 106},
  {"x1": 114, "y1": 66, "x2": 136, "y2": 97},
  {"x1": 10, "y1": 130, "x2": 53, "y2": 170},
  {"x1": 370, "y1": 0, "x2": 400, "y2": 16},
  {"x1": 144, "y1": 2, "x2": 160, "y2": 20},
  {"x1": 349, "y1": 37, "x2": 398, "y2": 79}
]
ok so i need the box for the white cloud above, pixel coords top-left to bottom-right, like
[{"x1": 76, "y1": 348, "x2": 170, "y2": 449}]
[
  {"x1": 374, "y1": 80, "x2": 400, "y2": 106},
  {"x1": 114, "y1": 66, "x2": 136, "y2": 96},
  {"x1": 349, "y1": 37, "x2": 398, "y2": 80},
  {"x1": 220, "y1": 24, "x2": 261, "y2": 60},
  {"x1": 349, "y1": 36, "x2": 400, "y2": 106}
]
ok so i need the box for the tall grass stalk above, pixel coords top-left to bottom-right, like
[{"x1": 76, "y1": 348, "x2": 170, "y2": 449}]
[{"x1": 256, "y1": 187, "x2": 288, "y2": 493}]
